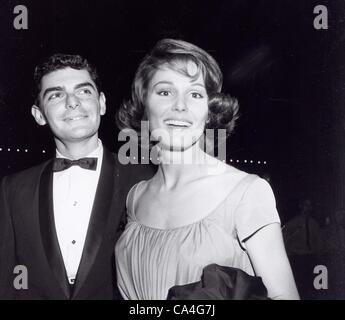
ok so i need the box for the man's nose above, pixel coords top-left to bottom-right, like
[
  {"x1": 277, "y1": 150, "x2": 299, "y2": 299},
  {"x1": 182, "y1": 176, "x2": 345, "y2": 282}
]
[{"x1": 66, "y1": 93, "x2": 80, "y2": 109}]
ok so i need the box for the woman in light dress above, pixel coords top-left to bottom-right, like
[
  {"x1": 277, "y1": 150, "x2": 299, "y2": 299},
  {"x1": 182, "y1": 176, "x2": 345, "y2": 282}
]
[{"x1": 115, "y1": 39, "x2": 299, "y2": 300}]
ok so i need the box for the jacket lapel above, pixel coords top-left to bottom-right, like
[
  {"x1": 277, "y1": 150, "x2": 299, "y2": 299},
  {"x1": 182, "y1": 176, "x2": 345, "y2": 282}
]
[
  {"x1": 71, "y1": 148, "x2": 120, "y2": 298},
  {"x1": 39, "y1": 160, "x2": 71, "y2": 299}
]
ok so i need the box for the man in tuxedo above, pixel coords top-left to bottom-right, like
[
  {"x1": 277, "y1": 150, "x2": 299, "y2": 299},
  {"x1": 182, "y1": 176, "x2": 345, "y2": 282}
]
[{"x1": 0, "y1": 54, "x2": 153, "y2": 299}]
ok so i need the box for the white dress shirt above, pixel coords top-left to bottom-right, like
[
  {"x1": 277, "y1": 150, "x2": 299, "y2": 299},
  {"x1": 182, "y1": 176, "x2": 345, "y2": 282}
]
[{"x1": 53, "y1": 139, "x2": 103, "y2": 284}]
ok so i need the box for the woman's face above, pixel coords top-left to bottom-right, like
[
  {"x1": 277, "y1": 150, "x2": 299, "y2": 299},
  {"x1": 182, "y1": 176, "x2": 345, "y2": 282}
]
[{"x1": 145, "y1": 61, "x2": 208, "y2": 151}]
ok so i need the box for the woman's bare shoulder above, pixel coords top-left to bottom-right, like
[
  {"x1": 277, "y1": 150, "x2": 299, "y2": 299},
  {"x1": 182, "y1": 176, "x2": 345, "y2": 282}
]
[{"x1": 210, "y1": 161, "x2": 250, "y2": 180}]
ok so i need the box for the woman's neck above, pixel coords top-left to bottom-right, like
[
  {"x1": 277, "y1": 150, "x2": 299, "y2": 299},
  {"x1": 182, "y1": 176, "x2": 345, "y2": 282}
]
[{"x1": 155, "y1": 144, "x2": 224, "y2": 190}]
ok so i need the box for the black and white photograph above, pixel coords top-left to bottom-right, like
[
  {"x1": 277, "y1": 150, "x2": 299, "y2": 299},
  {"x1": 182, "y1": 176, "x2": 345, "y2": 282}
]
[{"x1": 0, "y1": 0, "x2": 345, "y2": 304}]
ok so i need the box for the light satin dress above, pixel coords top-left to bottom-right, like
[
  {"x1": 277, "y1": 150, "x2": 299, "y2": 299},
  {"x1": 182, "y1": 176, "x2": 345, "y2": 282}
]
[{"x1": 115, "y1": 172, "x2": 280, "y2": 300}]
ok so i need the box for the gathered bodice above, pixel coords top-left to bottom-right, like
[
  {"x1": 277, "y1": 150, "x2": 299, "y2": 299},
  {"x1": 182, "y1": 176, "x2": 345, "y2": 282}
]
[{"x1": 115, "y1": 173, "x2": 280, "y2": 300}]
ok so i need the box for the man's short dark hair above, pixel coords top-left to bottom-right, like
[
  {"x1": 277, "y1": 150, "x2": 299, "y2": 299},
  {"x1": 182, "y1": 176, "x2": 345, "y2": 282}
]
[{"x1": 33, "y1": 53, "x2": 101, "y2": 105}]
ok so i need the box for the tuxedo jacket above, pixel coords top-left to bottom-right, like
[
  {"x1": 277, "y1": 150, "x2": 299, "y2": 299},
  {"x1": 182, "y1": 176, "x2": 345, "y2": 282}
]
[{"x1": 0, "y1": 148, "x2": 154, "y2": 300}]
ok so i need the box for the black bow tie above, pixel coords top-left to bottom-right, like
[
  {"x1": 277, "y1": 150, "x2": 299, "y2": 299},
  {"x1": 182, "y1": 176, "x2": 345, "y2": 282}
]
[{"x1": 53, "y1": 157, "x2": 98, "y2": 172}]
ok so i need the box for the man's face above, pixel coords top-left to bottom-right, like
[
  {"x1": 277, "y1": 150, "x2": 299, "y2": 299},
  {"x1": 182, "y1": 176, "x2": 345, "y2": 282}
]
[{"x1": 31, "y1": 67, "x2": 106, "y2": 144}]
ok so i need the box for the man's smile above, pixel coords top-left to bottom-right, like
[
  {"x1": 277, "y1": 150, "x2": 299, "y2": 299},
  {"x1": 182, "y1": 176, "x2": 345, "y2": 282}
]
[{"x1": 63, "y1": 115, "x2": 88, "y2": 122}]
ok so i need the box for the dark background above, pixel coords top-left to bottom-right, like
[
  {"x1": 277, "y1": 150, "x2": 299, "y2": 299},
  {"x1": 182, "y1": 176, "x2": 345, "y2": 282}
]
[{"x1": 0, "y1": 0, "x2": 344, "y2": 225}]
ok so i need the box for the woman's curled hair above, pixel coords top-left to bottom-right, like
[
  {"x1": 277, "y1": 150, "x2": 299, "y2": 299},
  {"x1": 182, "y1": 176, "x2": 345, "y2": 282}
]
[
  {"x1": 206, "y1": 93, "x2": 240, "y2": 138},
  {"x1": 116, "y1": 38, "x2": 240, "y2": 139}
]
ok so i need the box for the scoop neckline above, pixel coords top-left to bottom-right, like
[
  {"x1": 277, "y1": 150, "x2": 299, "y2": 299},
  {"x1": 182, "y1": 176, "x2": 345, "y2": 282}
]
[{"x1": 129, "y1": 180, "x2": 231, "y2": 232}]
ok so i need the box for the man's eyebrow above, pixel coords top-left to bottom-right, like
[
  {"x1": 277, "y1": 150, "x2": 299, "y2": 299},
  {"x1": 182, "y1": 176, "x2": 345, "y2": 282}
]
[
  {"x1": 74, "y1": 82, "x2": 97, "y2": 91},
  {"x1": 42, "y1": 86, "x2": 64, "y2": 99},
  {"x1": 42, "y1": 82, "x2": 97, "y2": 100}
]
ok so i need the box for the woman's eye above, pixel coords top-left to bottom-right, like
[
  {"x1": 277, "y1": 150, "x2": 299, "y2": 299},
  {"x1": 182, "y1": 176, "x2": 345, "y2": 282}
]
[
  {"x1": 157, "y1": 90, "x2": 171, "y2": 96},
  {"x1": 191, "y1": 92, "x2": 203, "y2": 98}
]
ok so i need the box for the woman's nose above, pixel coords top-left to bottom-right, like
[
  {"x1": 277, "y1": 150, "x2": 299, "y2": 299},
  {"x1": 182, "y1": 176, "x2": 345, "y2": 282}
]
[{"x1": 172, "y1": 95, "x2": 187, "y2": 112}]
